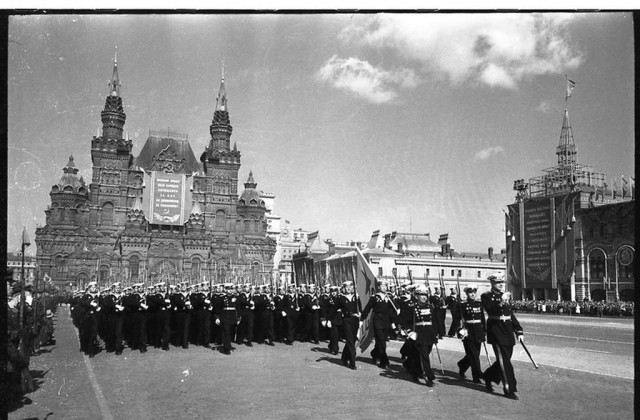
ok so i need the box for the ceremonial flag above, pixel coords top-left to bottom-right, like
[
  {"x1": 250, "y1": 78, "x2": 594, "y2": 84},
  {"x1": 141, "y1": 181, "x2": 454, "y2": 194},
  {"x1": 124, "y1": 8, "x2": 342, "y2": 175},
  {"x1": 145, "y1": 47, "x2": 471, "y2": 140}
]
[
  {"x1": 565, "y1": 77, "x2": 576, "y2": 100},
  {"x1": 352, "y1": 248, "x2": 376, "y2": 353}
]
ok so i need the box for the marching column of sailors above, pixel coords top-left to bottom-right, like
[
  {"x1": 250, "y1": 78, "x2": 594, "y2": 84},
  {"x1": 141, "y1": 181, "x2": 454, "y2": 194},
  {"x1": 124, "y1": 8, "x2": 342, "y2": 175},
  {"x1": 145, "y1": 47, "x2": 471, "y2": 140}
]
[{"x1": 70, "y1": 272, "x2": 523, "y2": 400}]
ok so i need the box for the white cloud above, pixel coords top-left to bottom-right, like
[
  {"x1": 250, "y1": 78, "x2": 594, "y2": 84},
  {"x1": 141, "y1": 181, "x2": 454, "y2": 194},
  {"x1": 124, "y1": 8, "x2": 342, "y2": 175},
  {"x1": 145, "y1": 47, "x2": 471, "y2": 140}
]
[
  {"x1": 537, "y1": 100, "x2": 552, "y2": 113},
  {"x1": 317, "y1": 55, "x2": 417, "y2": 104},
  {"x1": 339, "y1": 13, "x2": 582, "y2": 90},
  {"x1": 474, "y1": 146, "x2": 505, "y2": 160}
]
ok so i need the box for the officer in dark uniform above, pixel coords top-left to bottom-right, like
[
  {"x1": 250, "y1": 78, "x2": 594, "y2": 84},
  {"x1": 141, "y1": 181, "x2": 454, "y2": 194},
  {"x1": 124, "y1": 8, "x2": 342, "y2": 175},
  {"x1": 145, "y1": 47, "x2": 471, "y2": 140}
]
[
  {"x1": 481, "y1": 273, "x2": 523, "y2": 400},
  {"x1": 254, "y1": 285, "x2": 276, "y2": 345},
  {"x1": 215, "y1": 283, "x2": 239, "y2": 354},
  {"x1": 127, "y1": 282, "x2": 148, "y2": 353},
  {"x1": 336, "y1": 281, "x2": 360, "y2": 370},
  {"x1": 446, "y1": 288, "x2": 462, "y2": 337},
  {"x1": 302, "y1": 284, "x2": 321, "y2": 344},
  {"x1": 211, "y1": 283, "x2": 224, "y2": 346},
  {"x1": 102, "y1": 282, "x2": 125, "y2": 354},
  {"x1": 400, "y1": 285, "x2": 437, "y2": 386},
  {"x1": 323, "y1": 285, "x2": 342, "y2": 355},
  {"x1": 152, "y1": 281, "x2": 172, "y2": 351},
  {"x1": 236, "y1": 283, "x2": 255, "y2": 347},
  {"x1": 190, "y1": 283, "x2": 210, "y2": 347},
  {"x1": 281, "y1": 284, "x2": 300, "y2": 345},
  {"x1": 360, "y1": 280, "x2": 397, "y2": 368},
  {"x1": 318, "y1": 284, "x2": 331, "y2": 341},
  {"x1": 398, "y1": 283, "x2": 415, "y2": 334},
  {"x1": 456, "y1": 284, "x2": 485, "y2": 383},
  {"x1": 78, "y1": 282, "x2": 101, "y2": 357},
  {"x1": 273, "y1": 285, "x2": 286, "y2": 342},
  {"x1": 171, "y1": 283, "x2": 191, "y2": 349},
  {"x1": 430, "y1": 287, "x2": 446, "y2": 339}
]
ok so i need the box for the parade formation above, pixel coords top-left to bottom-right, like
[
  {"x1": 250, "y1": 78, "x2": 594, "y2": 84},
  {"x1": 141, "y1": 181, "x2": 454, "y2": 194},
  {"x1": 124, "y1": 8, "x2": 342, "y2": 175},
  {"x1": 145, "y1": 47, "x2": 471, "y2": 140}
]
[{"x1": 64, "y1": 270, "x2": 533, "y2": 399}]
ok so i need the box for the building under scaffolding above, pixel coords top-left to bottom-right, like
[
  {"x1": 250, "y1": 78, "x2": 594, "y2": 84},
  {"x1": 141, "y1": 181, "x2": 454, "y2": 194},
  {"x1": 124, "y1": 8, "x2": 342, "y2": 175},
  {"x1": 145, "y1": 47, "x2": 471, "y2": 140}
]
[{"x1": 507, "y1": 100, "x2": 634, "y2": 302}]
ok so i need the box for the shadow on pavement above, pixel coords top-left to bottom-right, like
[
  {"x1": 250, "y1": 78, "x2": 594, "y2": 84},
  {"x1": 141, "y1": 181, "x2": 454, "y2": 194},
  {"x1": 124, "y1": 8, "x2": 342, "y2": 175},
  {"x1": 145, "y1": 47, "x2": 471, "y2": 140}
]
[{"x1": 4, "y1": 368, "x2": 50, "y2": 414}]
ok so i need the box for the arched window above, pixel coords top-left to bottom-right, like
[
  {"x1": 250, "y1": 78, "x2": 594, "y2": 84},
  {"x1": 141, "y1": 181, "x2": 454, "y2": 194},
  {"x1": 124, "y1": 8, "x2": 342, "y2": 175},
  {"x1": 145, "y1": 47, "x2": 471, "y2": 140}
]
[
  {"x1": 129, "y1": 255, "x2": 140, "y2": 280},
  {"x1": 55, "y1": 255, "x2": 66, "y2": 278},
  {"x1": 99, "y1": 265, "x2": 110, "y2": 284},
  {"x1": 589, "y1": 250, "x2": 606, "y2": 280},
  {"x1": 215, "y1": 210, "x2": 226, "y2": 230},
  {"x1": 191, "y1": 259, "x2": 201, "y2": 282},
  {"x1": 102, "y1": 202, "x2": 114, "y2": 225}
]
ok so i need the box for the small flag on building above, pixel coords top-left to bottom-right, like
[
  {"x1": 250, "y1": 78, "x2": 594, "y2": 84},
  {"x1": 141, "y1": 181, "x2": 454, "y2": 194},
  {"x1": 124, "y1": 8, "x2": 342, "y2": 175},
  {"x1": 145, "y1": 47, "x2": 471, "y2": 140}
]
[{"x1": 565, "y1": 77, "x2": 576, "y2": 101}]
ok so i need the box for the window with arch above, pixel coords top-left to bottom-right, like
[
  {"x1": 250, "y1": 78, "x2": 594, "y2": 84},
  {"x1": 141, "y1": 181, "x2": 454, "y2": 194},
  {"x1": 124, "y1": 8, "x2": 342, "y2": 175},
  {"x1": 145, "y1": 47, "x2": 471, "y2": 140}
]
[
  {"x1": 378, "y1": 267, "x2": 383, "y2": 277},
  {"x1": 55, "y1": 255, "x2": 67, "y2": 278},
  {"x1": 129, "y1": 255, "x2": 140, "y2": 280},
  {"x1": 589, "y1": 251, "x2": 606, "y2": 280},
  {"x1": 192, "y1": 259, "x2": 201, "y2": 281},
  {"x1": 215, "y1": 210, "x2": 226, "y2": 229},
  {"x1": 99, "y1": 265, "x2": 110, "y2": 284},
  {"x1": 102, "y1": 202, "x2": 114, "y2": 225}
]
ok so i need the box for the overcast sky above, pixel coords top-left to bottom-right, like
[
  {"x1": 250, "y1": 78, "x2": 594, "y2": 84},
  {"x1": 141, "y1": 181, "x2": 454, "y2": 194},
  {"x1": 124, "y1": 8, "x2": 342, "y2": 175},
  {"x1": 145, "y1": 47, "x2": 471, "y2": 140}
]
[{"x1": 7, "y1": 13, "x2": 634, "y2": 256}]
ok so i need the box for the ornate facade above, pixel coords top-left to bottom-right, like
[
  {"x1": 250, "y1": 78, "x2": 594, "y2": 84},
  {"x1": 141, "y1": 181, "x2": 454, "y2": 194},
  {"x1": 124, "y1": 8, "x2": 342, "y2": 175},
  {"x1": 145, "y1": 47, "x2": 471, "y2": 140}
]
[{"x1": 35, "y1": 55, "x2": 275, "y2": 290}]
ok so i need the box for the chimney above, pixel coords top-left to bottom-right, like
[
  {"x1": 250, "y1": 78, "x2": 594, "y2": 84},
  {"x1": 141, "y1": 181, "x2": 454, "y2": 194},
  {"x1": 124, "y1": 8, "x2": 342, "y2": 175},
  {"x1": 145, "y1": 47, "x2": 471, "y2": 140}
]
[{"x1": 488, "y1": 247, "x2": 494, "y2": 260}]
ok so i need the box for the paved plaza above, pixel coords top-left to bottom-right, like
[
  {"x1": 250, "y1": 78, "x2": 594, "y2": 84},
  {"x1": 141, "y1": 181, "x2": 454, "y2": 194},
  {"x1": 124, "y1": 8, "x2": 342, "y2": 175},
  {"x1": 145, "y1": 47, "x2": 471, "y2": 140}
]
[{"x1": 6, "y1": 307, "x2": 633, "y2": 419}]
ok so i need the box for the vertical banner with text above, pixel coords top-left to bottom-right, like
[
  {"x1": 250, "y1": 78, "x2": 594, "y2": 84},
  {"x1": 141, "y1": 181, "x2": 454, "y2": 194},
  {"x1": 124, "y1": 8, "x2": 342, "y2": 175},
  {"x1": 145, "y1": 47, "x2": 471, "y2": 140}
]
[{"x1": 145, "y1": 172, "x2": 191, "y2": 226}]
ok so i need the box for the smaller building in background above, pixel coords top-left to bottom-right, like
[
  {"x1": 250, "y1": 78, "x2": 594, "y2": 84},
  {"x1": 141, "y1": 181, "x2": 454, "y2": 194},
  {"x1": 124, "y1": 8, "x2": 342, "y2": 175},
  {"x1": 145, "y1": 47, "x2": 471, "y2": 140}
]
[
  {"x1": 293, "y1": 229, "x2": 506, "y2": 296},
  {"x1": 6, "y1": 252, "x2": 37, "y2": 284}
]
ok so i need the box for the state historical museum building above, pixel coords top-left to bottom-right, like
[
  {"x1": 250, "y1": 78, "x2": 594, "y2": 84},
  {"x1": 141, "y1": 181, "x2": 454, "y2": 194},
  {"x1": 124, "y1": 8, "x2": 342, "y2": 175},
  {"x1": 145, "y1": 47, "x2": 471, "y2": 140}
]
[{"x1": 35, "y1": 56, "x2": 276, "y2": 289}]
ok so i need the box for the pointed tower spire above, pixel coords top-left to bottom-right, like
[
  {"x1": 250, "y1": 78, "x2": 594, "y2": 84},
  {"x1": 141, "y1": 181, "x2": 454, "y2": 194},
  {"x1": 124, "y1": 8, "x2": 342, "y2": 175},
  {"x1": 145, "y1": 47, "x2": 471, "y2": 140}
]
[
  {"x1": 216, "y1": 62, "x2": 228, "y2": 112},
  {"x1": 109, "y1": 46, "x2": 120, "y2": 97},
  {"x1": 557, "y1": 108, "x2": 577, "y2": 169}
]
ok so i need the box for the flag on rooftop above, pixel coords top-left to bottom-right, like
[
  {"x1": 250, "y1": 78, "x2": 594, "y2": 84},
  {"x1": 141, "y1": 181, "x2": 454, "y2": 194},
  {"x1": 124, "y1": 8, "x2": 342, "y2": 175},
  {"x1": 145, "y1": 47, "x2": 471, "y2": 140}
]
[{"x1": 566, "y1": 76, "x2": 576, "y2": 101}]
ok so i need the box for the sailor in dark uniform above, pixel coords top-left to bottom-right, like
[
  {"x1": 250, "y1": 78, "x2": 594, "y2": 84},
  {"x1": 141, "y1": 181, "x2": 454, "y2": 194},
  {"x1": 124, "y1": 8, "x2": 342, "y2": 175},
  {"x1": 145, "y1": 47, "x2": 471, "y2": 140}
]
[
  {"x1": 456, "y1": 284, "x2": 485, "y2": 383},
  {"x1": 360, "y1": 280, "x2": 397, "y2": 368},
  {"x1": 302, "y1": 284, "x2": 321, "y2": 344},
  {"x1": 103, "y1": 282, "x2": 125, "y2": 354},
  {"x1": 78, "y1": 282, "x2": 101, "y2": 357},
  {"x1": 236, "y1": 283, "x2": 255, "y2": 347},
  {"x1": 171, "y1": 282, "x2": 191, "y2": 349},
  {"x1": 446, "y1": 288, "x2": 462, "y2": 337},
  {"x1": 336, "y1": 281, "x2": 361, "y2": 370},
  {"x1": 153, "y1": 281, "x2": 172, "y2": 351},
  {"x1": 323, "y1": 285, "x2": 342, "y2": 355},
  {"x1": 400, "y1": 285, "x2": 437, "y2": 386},
  {"x1": 430, "y1": 287, "x2": 446, "y2": 339},
  {"x1": 281, "y1": 284, "x2": 300, "y2": 345},
  {"x1": 481, "y1": 273, "x2": 523, "y2": 400}
]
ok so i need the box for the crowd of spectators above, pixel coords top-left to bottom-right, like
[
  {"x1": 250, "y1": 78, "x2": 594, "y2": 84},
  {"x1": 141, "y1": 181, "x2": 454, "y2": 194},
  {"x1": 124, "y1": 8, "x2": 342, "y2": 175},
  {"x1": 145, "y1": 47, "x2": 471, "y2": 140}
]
[{"x1": 511, "y1": 299, "x2": 634, "y2": 318}]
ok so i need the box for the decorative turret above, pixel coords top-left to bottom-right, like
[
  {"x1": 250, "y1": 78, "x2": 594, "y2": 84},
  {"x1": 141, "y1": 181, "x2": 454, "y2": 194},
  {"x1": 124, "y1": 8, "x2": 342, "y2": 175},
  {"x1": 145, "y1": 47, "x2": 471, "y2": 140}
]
[
  {"x1": 51, "y1": 155, "x2": 88, "y2": 196},
  {"x1": 101, "y1": 48, "x2": 126, "y2": 141},
  {"x1": 203, "y1": 66, "x2": 240, "y2": 166},
  {"x1": 238, "y1": 171, "x2": 265, "y2": 209},
  {"x1": 46, "y1": 155, "x2": 89, "y2": 227}
]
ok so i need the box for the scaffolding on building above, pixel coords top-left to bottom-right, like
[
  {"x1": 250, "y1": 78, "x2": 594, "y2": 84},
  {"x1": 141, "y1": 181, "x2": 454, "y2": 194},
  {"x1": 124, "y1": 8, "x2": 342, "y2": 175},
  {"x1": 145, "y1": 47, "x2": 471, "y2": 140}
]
[{"x1": 526, "y1": 107, "x2": 607, "y2": 202}]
